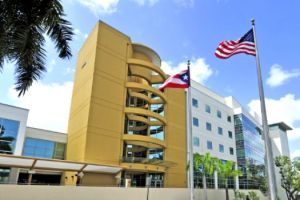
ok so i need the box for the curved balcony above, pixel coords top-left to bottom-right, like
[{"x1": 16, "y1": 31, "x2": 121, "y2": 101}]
[
  {"x1": 124, "y1": 107, "x2": 166, "y2": 125},
  {"x1": 127, "y1": 115, "x2": 163, "y2": 126},
  {"x1": 126, "y1": 82, "x2": 167, "y2": 103},
  {"x1": 123, "y1": 134, "x2": 166, "y2": 149},
  {"x1": 129, "y1": 91, "x2": 163, "y2": 104},
  {"x1": 127, "y1": 58, "x2": 167, "y2": 84},
  {"x1": 132, "y1": 43, "x2": 161, "y2": 66}
]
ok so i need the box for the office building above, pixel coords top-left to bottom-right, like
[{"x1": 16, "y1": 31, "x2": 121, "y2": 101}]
[
  {"x1": 66, "y1": 21, "x2": 187, "y2": 187},
  {"x1": 191, "y1": 81, "x2": 237, "y2": 189}
]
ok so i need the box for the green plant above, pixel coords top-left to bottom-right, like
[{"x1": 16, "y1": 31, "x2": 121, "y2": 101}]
[
  {"x1": 248, "y1": 191, "x2": 260, "y2": 200},
  {"x1": 233, "y1": 191, "x2": 246, "y2": 200}
]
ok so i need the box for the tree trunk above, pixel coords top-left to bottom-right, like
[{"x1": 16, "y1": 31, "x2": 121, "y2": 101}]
[
  {"x1": 225, "y1": 179, "x2": 229, "y2": 200},
  {"x1": 203, "y1": 175, "x2": 208, "y2": 200}
]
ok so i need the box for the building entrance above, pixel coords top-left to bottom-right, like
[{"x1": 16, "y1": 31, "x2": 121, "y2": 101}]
[
  {"x1": 18, "y1": 172, "x2": 61, "y2": 185},
  {"x1": 122, "y1": 172, "x2": 164, "y2": 188}
]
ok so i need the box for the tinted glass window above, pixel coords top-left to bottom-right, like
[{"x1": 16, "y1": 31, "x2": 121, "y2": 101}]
[
  {"x1": 205, "y1": 105, "x2": 211, "y2": 113},
  {"x1": 219, "y1": 144, "x2": 224, "y2": 153},
  {"x1": 192, "y1": 98, "x2": 198, "y2": 108},
  {"x1": 217, "y1": 110, "x2": 222, "y2": 118},
  {"x1": 207, "y1": 141, "x2": 213, "y2": 150},
  {"x1": 0, "y1": 118, "x2": 20, "y2": 154},
  {"x1": 193, "y1": 117, "x2": 199, "y2": 127},
  {"x1": 218, "y1": 127, "x2": 223, "y2": 135},
  {"x1": 193, "y1": 137, "x2": 200, "y2": 147},
  {"x1": 206, "y1": 122, "x2": 212, "y2": 131}
]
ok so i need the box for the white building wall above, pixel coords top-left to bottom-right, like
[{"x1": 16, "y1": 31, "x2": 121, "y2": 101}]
[
  {"x1": 25, "y1": 127, "x2": 67, "y2": 144},
  {"x1": 191, "y1": 81, "x2": 236, "y2": 163},
  {"x1": 0, "y1": 103, "x2": 29, "y2": 156}
]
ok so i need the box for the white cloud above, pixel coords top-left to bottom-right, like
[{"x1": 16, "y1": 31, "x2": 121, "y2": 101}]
[
  {"x1": 8, "y1": 82, "x2": 73, "y2": 133},
  {"x1": 248, "y1": 94, "x2": 300, "y2": 141},
  {"x1": 161, "y1": 58, "x2": 213, "y2": 84},
  {"x1": 131, "y1": 0, "x2": 159, "y2": 6},
  {"x1": 74, "y1": 28, "x2": 88, "y2": 40},
  {"x1": 266, "y1": 64, "x2": 300, "y2": 87},
  {"x1": 76, "y1": 0, "x2": 119, "y2": 16},
  {"x1": 64, "y1": 67, "x2": 76, "y2": 75},
  {"x1": 47, "y1": 59, "x2": 56, "y2": 73}
]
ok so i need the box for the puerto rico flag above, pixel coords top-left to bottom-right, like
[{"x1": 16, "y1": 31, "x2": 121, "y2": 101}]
[{"x1": 159, "y1": 68, "x2": 190, "y2": 91}]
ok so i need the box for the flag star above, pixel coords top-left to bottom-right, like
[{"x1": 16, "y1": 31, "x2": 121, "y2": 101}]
[{"x1": 183, "y1": 74, "x2": 188, "y2": 80}]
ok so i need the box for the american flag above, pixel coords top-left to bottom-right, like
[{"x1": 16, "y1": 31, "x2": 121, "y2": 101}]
[
  {"x1": 159, "y1": 69, "x2": 190, "y2": 91},
  {"x1": 215, "y1": 29, "x2": 256, "y2": 59}
]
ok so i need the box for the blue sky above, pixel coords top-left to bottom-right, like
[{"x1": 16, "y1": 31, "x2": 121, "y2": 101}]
[{"x1": 1, "y1": 0, "x2": 300, "y2": 158}]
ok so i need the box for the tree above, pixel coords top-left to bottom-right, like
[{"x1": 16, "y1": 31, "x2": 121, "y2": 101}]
[
  {"x1": 216, "y1": 160, "x2": 242, "y2": 200},
  {"x1": 193, "y1": 153, "x2": 218, "y2": 200},
  {"x1": 246, "y1": 162, "x2": 268, "y2": 193},
  {"x1": 0, "y1": 0, "x2": 74, "y2": 96},
  {"x1": 275, "y1": 156, "x2": 300, "y2": 200}
]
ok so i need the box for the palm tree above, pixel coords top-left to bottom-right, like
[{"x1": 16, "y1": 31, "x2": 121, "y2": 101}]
[
  {"x1": 194, "y1": 153, "x2": 218, "y2": 200},
  {"x1": 216, "y1": 160, "x2": 242, "y2": 200},
  {"x1": 0, "y1": 0, "x2": 74, "y2": 96}
]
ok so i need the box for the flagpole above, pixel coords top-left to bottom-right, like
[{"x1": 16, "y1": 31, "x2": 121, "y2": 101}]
[
  {"x1": 186, "y1": 60, "x2": 194, "y2": 200},
  {"x1": 251, "y1": 19, "x2": 277, "y2": 200}
]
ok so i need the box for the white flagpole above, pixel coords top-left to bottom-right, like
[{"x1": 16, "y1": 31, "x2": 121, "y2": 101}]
[
  {"x1": 186, "y1": 60, "x2": 195, "y2": 200},
  {"x1": 251, "y1": 19, "x2": 277, "y2": 200}
]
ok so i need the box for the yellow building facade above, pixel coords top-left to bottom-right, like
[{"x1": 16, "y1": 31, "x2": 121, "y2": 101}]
[{"x1": 66, "y1": 21, "x2": 187, "y2": 187}]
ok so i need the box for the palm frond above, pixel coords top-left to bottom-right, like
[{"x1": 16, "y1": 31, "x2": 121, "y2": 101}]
[
  {"x1": 43, "y1": 0, "x2": 73, "y2": 58},
  {"x1": 12, "y1": 25, "x2": 46, "y2": 96}
]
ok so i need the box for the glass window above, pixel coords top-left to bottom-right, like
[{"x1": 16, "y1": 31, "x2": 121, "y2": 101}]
[
  {"x1": 218, "y1": 127, "x2": 223, "y2": 135},
  {"x1": 0, "y1": 118, "x2": 20, "y2": 154},
  {"x1": 228, "y1": 131, "x2": 233, "y2": 139},
  {"x1": 227, "y1": 116, "x2": 232, "y2": 122},
  {"x1": 193, "y1": 117, "x2": 199, "y2": 127},
  {"x1": 219, "y1": 144, "x2": 224, "y2": 153},
  {"x1": 206, "y1": 122, "x2": 212, "y2": 131},
  {"x1": 217, "y1": 110, "x2": 222, "y2": 118},
  {"x1": 22, "y1": 138, "x2": 57, "y2": 159},
  {"x1": 150, "y1": 126, "x2": 164, "y2": 140},
  {"x1": 229, "y1": 147, "x2": 234, "y2": 155},
  {"x1": 207, "y1": 141, "x2": 213, "y2": 150},
  {"x1": 193, "y1": 137, "x2": 200, "y2": 147},
  {"x1": 192, "y1": 98, "x2": 198, "y2": 108},
  {"x1": 149, "y1": 149, "x2": 164, "y2": 160},
  {"x1": 0, "y1": 168, "x2": 10, "y2": 183},
  {"x1": 205, "y1": 105, "x2": 211, "y2": 113},
  {"x1": 53, "y1": 143, "x2": 66, "y2": 160}
]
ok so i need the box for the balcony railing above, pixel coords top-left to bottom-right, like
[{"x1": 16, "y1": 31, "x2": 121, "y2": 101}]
[{"x1": 121, "y1": 157, "x2": 176, "y2": 167}]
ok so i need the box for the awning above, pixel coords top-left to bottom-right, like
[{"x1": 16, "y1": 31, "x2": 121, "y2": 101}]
[{"x1": 0, "y1": 154, "x2": 122, "y2": 174}]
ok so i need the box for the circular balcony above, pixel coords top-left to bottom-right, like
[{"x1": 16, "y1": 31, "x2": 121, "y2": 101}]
[
  {"x1": 123, "y1": 134, "x2": 166, "y2": 149},
  {"x1": 124, "y1": 107, "x2": 166, "y2": 125},
  {"x1": 126, "y1": 82, "x2": 167, "y2": 103}
]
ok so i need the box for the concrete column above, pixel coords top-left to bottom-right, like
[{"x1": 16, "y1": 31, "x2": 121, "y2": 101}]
[
  {"x1": 214, "y1": 171, "x2": 218, "y2": 189},
  {"x1": 8, "y1": 168, "x2": 19, "y2": 184},
  {"x1": 235, "y1": 164, "x2": 239, "y2": 190}
]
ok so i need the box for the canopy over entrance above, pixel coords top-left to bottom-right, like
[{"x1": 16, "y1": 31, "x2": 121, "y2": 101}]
[{"x1": 0, "y1": 154, "x2": 122, "y2": 174}]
